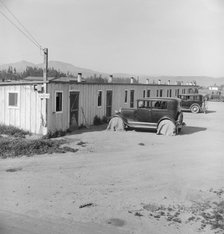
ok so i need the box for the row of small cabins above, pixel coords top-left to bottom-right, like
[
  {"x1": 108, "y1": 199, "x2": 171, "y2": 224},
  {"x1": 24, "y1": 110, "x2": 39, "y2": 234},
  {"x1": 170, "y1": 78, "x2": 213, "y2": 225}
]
[{"x1": 0, "y1": 76, "x2": 198, "y2": 135}]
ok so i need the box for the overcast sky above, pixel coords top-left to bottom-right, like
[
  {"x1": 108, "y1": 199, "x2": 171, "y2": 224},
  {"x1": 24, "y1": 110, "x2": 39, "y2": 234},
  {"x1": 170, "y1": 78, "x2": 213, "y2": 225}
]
[{"x1": 0, "y1": 0, "x2": 223, "y2": 77}]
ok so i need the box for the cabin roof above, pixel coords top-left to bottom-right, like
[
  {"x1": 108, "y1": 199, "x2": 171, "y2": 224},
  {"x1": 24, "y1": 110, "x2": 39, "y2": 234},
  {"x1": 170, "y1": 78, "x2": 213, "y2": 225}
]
[{"x1": 0, "y1": 77, "x2": 198, "y2": 87}]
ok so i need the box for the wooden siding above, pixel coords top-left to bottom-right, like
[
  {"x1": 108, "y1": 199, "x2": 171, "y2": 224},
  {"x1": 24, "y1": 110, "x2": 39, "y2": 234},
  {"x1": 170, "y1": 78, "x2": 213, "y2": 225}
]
[
  {"x1": 47, "y1": 83, "x2": 69, "y2": 132},
  {"x1": 0, "y1": 82, "x2": 198, "y2": 134},
  {"x1": 0, "y1": 85, "x2": 42, "y2": 134},
  {"x1": 47, "y1": 83, "x2": 195, "y2": 132}
]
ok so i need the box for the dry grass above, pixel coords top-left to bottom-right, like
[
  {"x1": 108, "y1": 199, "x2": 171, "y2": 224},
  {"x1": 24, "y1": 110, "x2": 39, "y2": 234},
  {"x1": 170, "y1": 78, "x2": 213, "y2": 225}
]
[
  {"x1": 0, "y1": 137, "x2": 78, "y2": 158},
  {"x1": 0, "y1": 124, "x2": 29, "y2": 138}
]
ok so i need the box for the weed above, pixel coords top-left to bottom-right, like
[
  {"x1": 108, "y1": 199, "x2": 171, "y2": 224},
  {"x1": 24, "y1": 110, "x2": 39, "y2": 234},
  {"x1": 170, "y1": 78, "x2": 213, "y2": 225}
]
[
  {"x1": 43, "y1": 129, "x2": 69, "y2": 139},
  {"x1": 93, "y1": 115, "x2": 102, "y2": 125},
  {"x1": 101, "y1": 116, "x2": 108, "y2": 123},
  {"x1": 0, "y1": 124, "x2": 29, "y2": 138},
  {"x1": 0, "y1": 138, "x2": 78, "y2": 158}
]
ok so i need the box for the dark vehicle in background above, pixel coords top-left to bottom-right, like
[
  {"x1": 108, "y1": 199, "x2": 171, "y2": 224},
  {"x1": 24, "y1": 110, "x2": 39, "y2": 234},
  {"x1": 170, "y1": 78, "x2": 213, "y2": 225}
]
[
  {"x1": 107, "y1": 98, "x2": 184, "y2": 135},
  {"x1": 178, "y1": 94, "x2": 207, "y2": 113}
]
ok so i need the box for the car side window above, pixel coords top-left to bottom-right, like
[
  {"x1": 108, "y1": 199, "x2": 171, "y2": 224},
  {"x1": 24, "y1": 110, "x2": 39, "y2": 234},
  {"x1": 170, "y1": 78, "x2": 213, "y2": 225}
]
[
  {"x1": 193, "y1": 96, "x2": 200, "y2": 101},
  {"x1": 138, "y1": 100, "x2": 144, "y2": 108},
  {"x1": 152, "y1": 101, "x2": 167, "y2": 109},
  {"x1": 137, "y1": 100, "x2": 152, "y2": 109},
  {"x1": 146, "y1": 101, "x2": 150, "y2": 108}
]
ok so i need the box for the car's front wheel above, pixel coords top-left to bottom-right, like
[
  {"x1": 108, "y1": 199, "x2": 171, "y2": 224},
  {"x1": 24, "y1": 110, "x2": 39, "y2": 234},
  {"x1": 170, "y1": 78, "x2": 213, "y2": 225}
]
[{"x1": 190, "y1": 104, "x2": 200, "y2": 113}]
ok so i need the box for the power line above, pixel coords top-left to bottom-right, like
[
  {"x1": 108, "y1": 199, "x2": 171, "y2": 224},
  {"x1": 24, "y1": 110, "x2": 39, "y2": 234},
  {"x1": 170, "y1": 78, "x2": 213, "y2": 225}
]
[
  {"x1": 0, "y1": 0, "x2": 42, "y2": 49},
  {"x1": 0, "y1": 9, "x2": 41, "y2": 49},
  {"x1": 0, "y1": 0, "x2": 43, "y2": 50}
]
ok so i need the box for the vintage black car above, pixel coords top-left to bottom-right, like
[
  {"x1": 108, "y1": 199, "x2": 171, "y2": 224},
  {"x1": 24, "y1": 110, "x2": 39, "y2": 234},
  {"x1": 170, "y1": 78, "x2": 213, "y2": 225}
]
[
  {"x1": 177, "y1": 94, "x2": 206, "y2": 113},
  {"x1": 107, "y1": 98, "x2": 185, "y2": 135}
]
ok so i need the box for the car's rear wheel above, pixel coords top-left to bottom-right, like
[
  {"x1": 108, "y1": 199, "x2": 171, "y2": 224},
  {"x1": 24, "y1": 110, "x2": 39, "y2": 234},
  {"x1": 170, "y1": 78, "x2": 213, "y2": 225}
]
[
  {"x1": 157, "y1": 119, "x2": 176, "y2": 136},
  {"x1": 107, "y1": 116, "x2": 125, "y2": 131},
  {"x1": 190, "y1": 104, "x2": 200, "y2": 113}
]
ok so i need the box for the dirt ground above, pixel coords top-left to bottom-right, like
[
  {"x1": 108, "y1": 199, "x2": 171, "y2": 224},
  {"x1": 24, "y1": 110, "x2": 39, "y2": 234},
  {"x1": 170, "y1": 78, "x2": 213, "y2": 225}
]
[{"x1": 0, "y1": 101, "x2": 224, "y2": 234}]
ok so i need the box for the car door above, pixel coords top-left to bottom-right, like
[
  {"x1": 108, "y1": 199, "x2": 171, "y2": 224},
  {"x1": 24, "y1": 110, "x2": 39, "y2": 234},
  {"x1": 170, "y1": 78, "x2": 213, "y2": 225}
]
[
  {"x1": 133, "y1": 101, "x2": 152, "y2": 122},
  {"x1": 151, "y1": 100, "x2": 168, "y2": 123},
  {"x1": 180, "y1": 96, "x2": 190, "y2": 109}
]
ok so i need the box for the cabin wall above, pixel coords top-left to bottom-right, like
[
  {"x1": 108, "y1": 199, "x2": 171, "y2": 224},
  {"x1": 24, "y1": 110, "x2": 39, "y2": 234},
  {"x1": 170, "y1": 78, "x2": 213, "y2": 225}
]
[
  {"x1": 0, "y1": 85, "x2": 42, "y2": 134},
  {"x1": 47, "y1": 83, "x2": 70, "y2": 133},
  {"x1": 47, "y1": 83, "x2": 196, "y2": 133}
]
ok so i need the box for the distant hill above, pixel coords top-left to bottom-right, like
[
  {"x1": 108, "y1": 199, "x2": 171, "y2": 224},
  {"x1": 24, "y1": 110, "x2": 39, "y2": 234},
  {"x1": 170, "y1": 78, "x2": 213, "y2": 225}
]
[
  {"x1": 0, "y1": 60, "x2": 35, "y2": 73},
  {"x1": 0, "y1": 60, "x2": 108, "y2": 78},
  {"x1": 37, "y1": 61, "x2": 108, "y2": 77},
  {"x1": 1, "y1": 60, "x2": 224, "y2": 86}
]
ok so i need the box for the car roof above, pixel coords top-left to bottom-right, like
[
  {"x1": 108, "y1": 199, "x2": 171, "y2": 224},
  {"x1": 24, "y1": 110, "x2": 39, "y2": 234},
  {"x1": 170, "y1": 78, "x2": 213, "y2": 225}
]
[
  {"x1": 178, "y1": 94, "x2": 203, "y2": 96},
  {"x1": 137, "y1": 97, "x2": 181, "y2": 102}
]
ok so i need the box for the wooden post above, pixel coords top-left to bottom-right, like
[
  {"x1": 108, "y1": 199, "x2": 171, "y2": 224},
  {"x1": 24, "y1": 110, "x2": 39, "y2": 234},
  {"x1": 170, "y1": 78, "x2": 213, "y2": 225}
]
[
  {"x1": 41, "y1": 48, "x2": 48, "y2": 135},
  {"x1": 43, "y1": 48, "x2": 48, "y2": 93}
]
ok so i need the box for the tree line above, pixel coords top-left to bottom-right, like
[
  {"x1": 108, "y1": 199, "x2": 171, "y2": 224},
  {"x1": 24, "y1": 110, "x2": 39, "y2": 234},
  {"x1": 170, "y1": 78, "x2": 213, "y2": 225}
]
[
  {"x1": 0, "y1": 66, "x2": 67, "y2": 81},
  {"x1": 0, "y1": 66, "x2": 139, "y2": 83}
]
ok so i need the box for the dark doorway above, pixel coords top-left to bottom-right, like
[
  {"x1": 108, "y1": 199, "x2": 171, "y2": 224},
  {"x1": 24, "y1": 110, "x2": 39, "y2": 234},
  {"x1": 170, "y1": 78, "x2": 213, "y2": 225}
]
[
  {"x1": 106, "y1": 90, "x2": 113, "y2": 117},
  {"x1": 70, "y1": 91, "x2": 79, "y2": 129}
]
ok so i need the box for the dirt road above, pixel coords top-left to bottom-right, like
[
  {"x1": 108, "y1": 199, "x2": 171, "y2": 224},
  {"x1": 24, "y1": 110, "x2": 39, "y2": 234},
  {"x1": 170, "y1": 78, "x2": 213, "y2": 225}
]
[{"x1": 0, "y1": 102, "x2": 224, "y2": 234}]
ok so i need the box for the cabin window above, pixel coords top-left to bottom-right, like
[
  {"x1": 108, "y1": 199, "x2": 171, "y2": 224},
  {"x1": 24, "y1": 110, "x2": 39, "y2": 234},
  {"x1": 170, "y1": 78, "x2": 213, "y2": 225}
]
[
  {"x1": 97, "y1": 90, "x2": 102, "y2": 107},
  {"x1": 143, "y1": 90, "x2": 146, "y2": 98},
  {"x1": 182, "y1": 89, "x2": 185, "y2": 94},
  {"x1": 160, "y1": 89, "x2": 163, "y2": 97},
  {"x1": 156, "y1": 90, "x2": 159, "y2": 97},
  {"x1": 8, "y1": 92, "x2": 18, "y2": 107},
  {"x1": 175, "y1": 89, "x2": 179, "y2": 96},
  {"x1": 167, "y1": 89, "x2": 172, "y2": 97},
  {"x1": 124, "y1": 90, "x2": 128, "y2": 103},
  {"x1": 130, "y1": 90, "x2": 135, "y2": 108},
  {"x1": 56, "y1": 91, "x2": 63, "y2": 112},
  {"x1": 147, "y1": 89, "x2": 150, "y2": 97}
]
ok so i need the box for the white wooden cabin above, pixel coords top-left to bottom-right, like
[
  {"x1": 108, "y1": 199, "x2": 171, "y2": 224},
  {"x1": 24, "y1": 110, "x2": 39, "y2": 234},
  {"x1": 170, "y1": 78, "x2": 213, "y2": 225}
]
[{"x1": 0, "y1": 78, "x2": 198, "y2": 135}]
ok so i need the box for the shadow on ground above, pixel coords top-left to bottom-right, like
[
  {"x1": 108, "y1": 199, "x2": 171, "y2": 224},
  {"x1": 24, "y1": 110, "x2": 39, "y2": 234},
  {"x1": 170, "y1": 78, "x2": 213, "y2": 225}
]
[
  {"x1": 181, "y1": 126, "x2": 207, "y2": 135},
  {"x1": 130, "y1": 128, "x2": 157, "y2": 133},
  {"x1": 205, "y1": 110, "x2": 216, "y2": 114},
  {"x1": 183, "y1": 110, "x2": 216, "y2": 114}
]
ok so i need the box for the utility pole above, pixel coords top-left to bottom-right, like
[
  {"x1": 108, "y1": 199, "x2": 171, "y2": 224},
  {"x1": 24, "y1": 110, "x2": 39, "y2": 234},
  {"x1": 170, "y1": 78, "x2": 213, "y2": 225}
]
[
  {"x1": 43, "y1": 48, "x2": 48, "y2": 93},
  {"x1": 41, "y1": 48, "x2": 48, "y2": 135}
]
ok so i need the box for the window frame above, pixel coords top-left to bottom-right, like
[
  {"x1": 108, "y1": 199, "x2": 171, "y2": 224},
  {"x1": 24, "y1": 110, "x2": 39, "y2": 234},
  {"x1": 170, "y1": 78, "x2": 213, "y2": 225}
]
[
  {"x1": 160, "y1": 89, "x2": 163, "y2": 97},
  {"x1": 55, "y1": 90, "x2": 63, "y2": 113},
  {"x1": 8, "y1": 91, "x2": 19, "y2": 109},
  {"x1": 147, "y1": 89, "x2": 150, "y2": 98},
  {"x1": 167, "y1": 89, "x2": 169, "y2": 97},
  {"x1": 97, "y1": 90, "x2": 103, "y2": 107},
  {"x1": 130, "y1": 90, "x2": 135, "y2": 108},
  {"x1": 124, "y1": 90, "x2": 128, "y2": 104}
]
